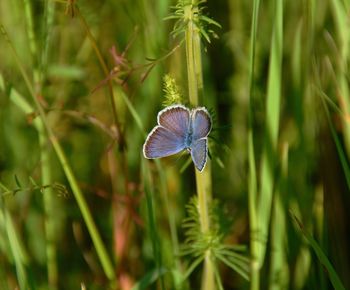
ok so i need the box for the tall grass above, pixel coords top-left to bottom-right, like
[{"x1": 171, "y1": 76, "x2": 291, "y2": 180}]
[
  {"x1": 183, "y1": 1, "x2": 215, "y2": 290},
  {"x1": 0, "y1": 0, "x2": 350, "y2": 289}
]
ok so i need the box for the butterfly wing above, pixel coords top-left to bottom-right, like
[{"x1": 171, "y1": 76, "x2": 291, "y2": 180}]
[
  {"x1": 190, "y1": 138, "x2": 208, "y2": 172},
  {"x1": 143, "y1": 126, "x2": 186, "y2": 159},
  {"x1": 144, "y1": 105, "x2": 190, "y2": 159},
  {"x1": 191, "y1": 107, "x2": 212, "y2": 140},
  {"x1": 158, "y1": 105, "x2": 190, "y2": 138}
]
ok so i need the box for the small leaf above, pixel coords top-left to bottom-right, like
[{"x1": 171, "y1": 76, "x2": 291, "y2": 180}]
[
  {"x1": 215, "y1": 253, "x2": 250, "y2": 281},
  {"x1": 131, "y1": 267, "x2": 168, "y2": 290},
  {"x1": 183, "y1": 255, "x2": 205, "y2": 280},
  {"x1": 29, "y1": 176, "x2": 37, "y2": 187},
  {"x1": 199, "y1": 27, "x2": 211, "y2": 43},
  {"x1": 0, "y1": 183, "x2": 7, "y2": 192},
  {"x1": 14, "y1": 175, "x2": 22, "y2": 189},
  {"x1": 200, "y1": 15, "x2": 222, "y2": 28},
  {"x1": 163, "y1": 15, "x2": 182, "y2": 20}
]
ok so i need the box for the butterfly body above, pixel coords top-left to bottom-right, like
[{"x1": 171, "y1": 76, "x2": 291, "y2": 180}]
[
  {"x1": 184, "y1": 123, "x2": 193, "y2": 148},
  {"x1": 143, "y1": 104, "x2": 211, "y2": 172}
]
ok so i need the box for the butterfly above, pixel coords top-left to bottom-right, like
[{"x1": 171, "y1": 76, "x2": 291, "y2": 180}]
[{"x1": 143, "y1": 104, "x2": 212, "y2": 172}]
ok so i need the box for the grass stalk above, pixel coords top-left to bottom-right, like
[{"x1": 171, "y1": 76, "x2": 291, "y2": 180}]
[
  {"x1": 184, "y1": 2, "x2": 214, "y2": 290},
  {"x1": 1, "y1": 183, "x2": 32, "y2": 290},
  {"x1": 330, "y1": 0, "x2": 350, "y2": 157},
  {"x1": 0, "y1": 25, "x2": 116, "y2": 283},
  {"x1": 4, "y1": 80, "x2": 58, "y2": 288},
  {"x1": 24, "y1": 0, "x2": 59, "y2": 287},
  {"x1": 256, "y1": 0, "x2": 283, "y2": 267},
  {"x1": 248, "y1": 130, "x2": 259, "y2": 290},
  {"x1": 4, "y1": 209, "x2": 30, "y2": 289},
  {"x1": 23, "y1": 0, "x2": 39, "y2": 83},
  {"x1": 185, "y1": 3, "x2": 199, "y2": 106},
  {"x1": 142, "y1": 160, "x2": 165, "y2": 290},
  {"x1": 247, "y1": 0, "x2": 260, "y2": 288},
  {"x1": 291, "y1": 213, "x2": 346, "y2": 290},
  {"x1": 39, "y1": 126, "x2": 58, "y2": 289},
  {"x1": 269, "y1": 143, "x2": 289, "y2": 290}
]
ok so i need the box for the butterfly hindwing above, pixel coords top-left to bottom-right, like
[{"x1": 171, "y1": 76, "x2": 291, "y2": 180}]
[
  {"x1": 190, "y1": 138, "x2": 208, "y2": 172},
  {"x1": 192, "y1": 107, "x2": 211, "y2": 140},
  {"x1": 143, "y1": 126, "x2": 186, "y2": 159}
]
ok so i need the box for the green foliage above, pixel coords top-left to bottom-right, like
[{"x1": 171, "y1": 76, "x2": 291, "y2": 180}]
[
  {"x1": 165, "y1": 0, "x2": 221, "y2": 43},
  {"x1": 181, "y1": 197, "x2": 249, "y2": 282},
  {"x1": 162, "y1": 74, "x2": 183, "y2": 107},
  {"x1": 0, "y1": 177, "x2": 68, "y2": 198}
]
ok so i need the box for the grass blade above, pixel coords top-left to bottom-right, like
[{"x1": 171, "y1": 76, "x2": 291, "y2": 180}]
[
  {"x1": 257, "y1": 0, "x2": 283, "y2": 267},
  {"x1": 291, "y1": 214, "x2": 345, "y2": 290}
]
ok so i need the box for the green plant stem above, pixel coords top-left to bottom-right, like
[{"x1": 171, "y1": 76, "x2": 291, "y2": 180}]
[
  {"x1": 330, "y1": 0, "x2": 350, "y2": 157},
  {"x1": 185, "y1": 4, "x2": 199, "y2": 106},
  {"x1": 0, "y1": 25, "x2": 116, "y2": 283},
  {"x1": 4, "y1": 210, "x2": 29, "y2": 290},
  {"x1": 0, "y1": 185, "x2": 30, "y2": 290},
  {"x1": 42, "y1": 4, "x2": 57, "y2": 287},
  {"x1": 39, "y1": 125, "x2": 58, "y2": 289},
  {"x1": 142, "y1": 160, "x2": 166, "y2": 290},
  {"x1": 247, "y1": 0, "x2": 260, "y2": 289},
  {"x1": 269, "y1": 143, "x2": 289, "y2": 290},
  {"x1": 6, "y1": 81, "x2": 58, "y2": 288},
  {"x1": 291, "y1": 213, "x2": 346, "y2": 290},
  {"x1": 248, "y1": 130, "x2": 259, "y2": 290},
  {"x1": 23, "y1": 0, "x2": 58, "y2": 287},
  {"x1": 23, "y1": 0, "x2": 39, "y2": 83},
  {"x1": 184, "y1": 2, "x2": 215, "y2": 290},
  {"x1": 257, "y1": 0, "x2": 283, "y2": 267}
]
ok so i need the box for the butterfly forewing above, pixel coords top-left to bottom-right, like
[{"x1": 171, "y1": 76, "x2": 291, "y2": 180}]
[
  {"x1": 143, "y1": 126, "x2": 186, "y2": 159},
  {"x1": 192, "y1": 108, "x2": 211, "y2": 140},
  {"x1": 158, "y1": 105, "x2": 190, "y2": 138},
  {"x1": 190, "y1": 138, "x2": 208, "y2": 172}
]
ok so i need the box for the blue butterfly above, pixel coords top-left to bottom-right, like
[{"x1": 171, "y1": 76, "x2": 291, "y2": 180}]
[{"x1": 143, "y1": 104, "x2": 212, "y2": 172}]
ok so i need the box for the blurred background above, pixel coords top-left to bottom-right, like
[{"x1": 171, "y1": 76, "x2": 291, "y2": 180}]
[{"x1": 0, "y1": 0, "x2": 350, "y2": 289}]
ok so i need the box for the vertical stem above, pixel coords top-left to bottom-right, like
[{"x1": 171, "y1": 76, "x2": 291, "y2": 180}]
[
  {"x1": 248, "y1": 130, "x2": 259, "y2": 290},
  {"x1": 184, "y1": 2, "x2": 215, "y2": 290},
  {"x1": 257, "y1": 0, "x2": 283, "y2": 268},
  {"x1": 195, "y1": 167, "x2": 211, "y2": 233},
  {"x1": 247, "y1": 0, "x2": 260, "y2": 289},
  {"x1": 269, "y1": 143, "x2": 289, "y2": 290},
  {"x1": 39, "y1": 125, "x2": 58, "y2": 289},
  {"x1": 42, "y1": 2, "x2": 58, "y2": 288},
  {"x1": 142, "y1": 160, "x2": 165, "y2": 290},
  {"x1": 23, "y1": 0, "x2": 39, "y2": 83},
  {"x1": 1, "y1": 194, "x2": 29, "y2": 290},
  {"x1": 185, "y1": 4, "x2": 199, "y2": 106},
  {"x1": 330, "y1": 0, "x2": 350, "y2": 157},
  {"x1": 4, "y1": 212, "x2": 28, "y2": 290},
  {"x1": 23, "y1": 0, "x2": 58, "y2": 287}
]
